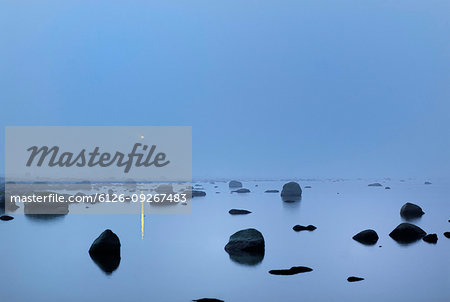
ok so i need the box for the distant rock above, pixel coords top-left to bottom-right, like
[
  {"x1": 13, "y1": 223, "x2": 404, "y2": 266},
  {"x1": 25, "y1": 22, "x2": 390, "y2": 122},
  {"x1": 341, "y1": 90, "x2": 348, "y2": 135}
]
[
  {"x1": 155, "y1": 184, "x2": 174, "y2": 194},
  {"x1": 264, "y1": 190, "x2": 279, "y2": 193},
  {"x1": 229, "y1": 209, "x2": 251, "y2": 215},
  {"x1": 400, "y1": 202, "x2": 424, "y2": 220},
  {"x1": 423, "y1": 234, "x2": 438, "y2": 244},
  {"x1": 269, "y1": 266, "x2": 312, "y2": 275},
  {"x1": 192, "y1": 299, "x2": 224, "y2": 302},
  {"x1": 293, "y1": 225, "x2": 316, "y2": 232},
  {"x1": 385, "y1": 186, "x2": 391, "y2": 190},
  {"x1": 347, "y1": 276, "x2": 364, "y2": 282},
  {"x1": 424, "y1": 181, "x2": 432, "y2": 185},
  {"x1": 368, "y1": 183, "x2": 383, "y2": 187},
  {"x1": 232, "y1": 188, "x2": 250, "y2": 193},
  {"x1": 89, "y1": 229, "x2": 121, "y2": 274},
  {"x1": 191, "y1": 190, "x2": 206, "y2": 197},
  {"x1": 304, "y1": 186, "x2": 312, "y2": 189},
  {"x1": 0, "y1": 215, "x2": 14, "y2": 221},
  {"x1": 281, "y1": 182, "x2": 302, "y2": 197},
  {"x1": 229, "y1": 180, "x2": 243, "y2": 188},
  {"x1": 389, "y1": 223, "x2": 426, "y2": 243},
  {"x1": 352, "y1": 229, "x2": 379, "y2": 245},
  {"x1": 225, "y1": 228, "x2": 264, "y2": 265},
  {"x1": 444, "y1": 232, "x2": 450, "y2": 238}
]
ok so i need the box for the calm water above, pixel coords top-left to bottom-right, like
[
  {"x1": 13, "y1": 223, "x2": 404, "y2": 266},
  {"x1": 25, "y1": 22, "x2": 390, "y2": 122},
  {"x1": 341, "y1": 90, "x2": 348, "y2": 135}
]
[{"x1": 1, "y1": 179, "x2": 449, "y2": 301}]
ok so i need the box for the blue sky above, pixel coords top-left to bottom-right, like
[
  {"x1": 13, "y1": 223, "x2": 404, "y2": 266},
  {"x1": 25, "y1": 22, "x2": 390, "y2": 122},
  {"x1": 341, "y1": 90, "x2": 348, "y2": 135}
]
[{"x1": 1, "y1": 0, "x2": 449, "y2": 179}]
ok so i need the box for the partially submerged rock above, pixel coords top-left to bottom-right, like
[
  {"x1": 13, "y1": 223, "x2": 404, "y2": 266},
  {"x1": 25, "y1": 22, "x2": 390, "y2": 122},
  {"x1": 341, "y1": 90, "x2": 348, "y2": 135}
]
[
  {"x1": 281, "y1": 182, "x2": 302, "y2": 197},
  {"x1": 225, "y1": 228, "x2": 264, "y2": 265},
  {"x1": 385, "y1": 186, "x2": 391, "y2": 189},
  {"x1": 0, "y1": 215, "x2": 14, "y2": 221},
  {"x1": 368, "y1": 183, "x2": 382, "y2": 187},
  {"x1": 192, "y1": 299, "x2": 224, "y2": 302},
  {"x1": 264, "y1": 190, "x2": 279, "y2": 193},
  {"x1": 89, "y1": 229, "x2": 121, "y2": 274},
  {"x1": 444, "y1": 232, "x2": 450, "y2": 238},
  {"x1": 424, "y1": 181, "x2": 432, "y2": 185},
  {"x1": 229, "y1": 209, "x2": 251, "y2": 215},
  {"x1": 293, "y1": 225, "x2": 316, "y2": 232},
  {"x1": 352, "y1": 229, "x2": 379, "y2": 245},
  {"x1": 191, "y1": 190, "x2": 206, "y2": 197},
  {"x1": 232, "y1": 188, "x2": 250, "y2": 193},
  {"x1": 229, "y1": 180, "x2": 243, "y2": 188},
  {"x1": 423, "y1": 234, "x2": 438, "y2": 244},
  {"x1": 400, "y1": 202, "x2": 424, "y2": 220},
  {"x1": 269, "y1": 266, "x2": 312, "y2": 275},
  {"x1": 347, "y1": 276, "x2": 364, "y2": 282},
  {"x1": 389, "y1": 223, "x2": 426, "y2": 243},
  {"x1": 304, "y1": 186, "x2": 312, "y2": 189}
]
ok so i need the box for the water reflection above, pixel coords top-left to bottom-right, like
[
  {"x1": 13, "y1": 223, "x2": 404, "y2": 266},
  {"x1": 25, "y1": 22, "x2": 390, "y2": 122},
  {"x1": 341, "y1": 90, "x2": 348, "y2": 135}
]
[
  {"x1": 281, "y1": 196, "x2": 302, "y2": 209},
  {"x1": 89, "y1": 252, "x2": 121, "y2": 274},
  {"x1": 25, "y1": 214, "x2": 67, "y2": 223},
  {"x1": 227, "y1": 250, "x2": 265, "y2": 266}
]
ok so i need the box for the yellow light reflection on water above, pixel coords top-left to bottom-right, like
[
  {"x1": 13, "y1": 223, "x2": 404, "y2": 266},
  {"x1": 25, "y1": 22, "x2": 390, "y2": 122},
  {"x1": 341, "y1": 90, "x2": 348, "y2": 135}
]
[{"x1": 141, "y1": 200, "x2": 144, "y2": 239}]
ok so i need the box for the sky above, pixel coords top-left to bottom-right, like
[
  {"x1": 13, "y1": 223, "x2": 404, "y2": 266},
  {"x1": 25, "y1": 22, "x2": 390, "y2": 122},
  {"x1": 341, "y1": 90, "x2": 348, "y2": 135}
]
[{"x1": 0, "y1": 0, "x2": 449, "y2": 180}]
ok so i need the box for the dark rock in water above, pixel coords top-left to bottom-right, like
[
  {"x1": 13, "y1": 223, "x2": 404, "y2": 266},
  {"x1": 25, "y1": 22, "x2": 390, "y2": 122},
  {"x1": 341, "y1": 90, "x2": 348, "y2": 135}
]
[
  {"x1": 225, "y1": 228, "x2": 264, "y2": 265},
  {"x1": 229, "y1": 209, "x2": 251, "y2": 215},
  {"x1": 304, "y1": 186, "x2": 312, "y2": 189},
  {"x1": 269, "y1": 266, "x2": 312, "y2": 275},
  {"x1": 385, "y1": 186, "x2": 391, "y2": 189},
  {"x1": 293, "y1": 225, "x2": 316, "y2": 232},
  {"x1": 225, "y1": 228, "x2": 264, "y2": 253},
  {"x1": 368, "y1": 183, "x2": 383, "y2": 187},
  {"x1": 89, "y1": 229, "x2": 121, "y2": 255},
  {"x1": 389, "y1": 223, "x2": 426, "y2": 243},
  {"x1": 0, "y1": 215, "x2": 14, "y2": 221},
  {"x1": 347, "y1": 276, "x2": 364, "y2": 282},
  {"x1": 400, "y1": 202, "x2": 424, "y2": 220},
  {"x1": 232, "y1": 188, "x2": 250, "y2": 193},
  {"x1": 281, "y1": 182, "x2": 302, "y2": 197},
  {"x1": 192, "y1": 299, "x2": 224, "y2": 302},
  {"x1": 423, "y1": 234, "x2": 438, "y2": 244},
  {"x1": 192, "y1": 190, "x2": 206, "y2": 197},
  {"x1": 229, "y1": 180, "x2": 243, "y2": 188},
  {"x1": 353, "y1": 229, "x2": 379, "y2": 245},
  {"x1": 89, "y1": 229, "x2": 121, "y2": 274},
  {"x1": 264, "y1": 190, "x2": 279, "y2": 193},
  {"x1": 444, "y1": 232, "x2": 450, "y2": 238},
  {"x1": 424, "y1": 181, "x2": 432, "y2": 185}
]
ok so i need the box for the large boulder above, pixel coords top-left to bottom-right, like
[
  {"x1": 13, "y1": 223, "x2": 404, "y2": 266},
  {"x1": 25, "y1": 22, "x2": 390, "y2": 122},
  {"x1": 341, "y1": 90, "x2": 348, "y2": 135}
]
[
  {"x1": 228, "y1": 180, "x2": 243, "y2": 188},
  {"x1": 224, "y1": 228, "x2": 264, "y2": 265},
  {"x1": 389, "y1": 223, "x2": 426, "y2": 243},
  {"x1": 89, "y1": 229, "x2": 121, "y2": 274},
  {"x1": 280, "y1": 182, "x2": 302, "y2": 197},
  {"x1": 400, "y1": 202, "x2": 424, "y2": 219},
  {"x1": 352, "y1": 229, "x2": 379, "y2": 245}
]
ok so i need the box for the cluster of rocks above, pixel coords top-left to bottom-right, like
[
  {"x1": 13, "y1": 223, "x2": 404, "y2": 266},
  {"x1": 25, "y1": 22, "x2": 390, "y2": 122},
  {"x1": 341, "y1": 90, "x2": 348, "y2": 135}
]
[{"x1": 351, "y1": 202, "x2": 446, "y2": 246}]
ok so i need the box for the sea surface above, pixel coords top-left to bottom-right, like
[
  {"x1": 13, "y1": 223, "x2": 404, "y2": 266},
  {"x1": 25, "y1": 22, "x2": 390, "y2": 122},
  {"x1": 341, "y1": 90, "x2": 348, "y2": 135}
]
[{"x1": 0, "y1": 179, "x2": 449, "y2": 302}]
